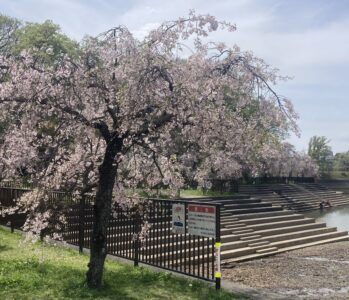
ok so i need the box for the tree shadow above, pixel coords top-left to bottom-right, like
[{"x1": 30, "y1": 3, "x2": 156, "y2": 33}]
[
  {"x1": 0, "y1": 256, "x2": 231, "y2": 300},
  {"x1": 0, "y1": 244, "x2": 12, "y2": 252}
]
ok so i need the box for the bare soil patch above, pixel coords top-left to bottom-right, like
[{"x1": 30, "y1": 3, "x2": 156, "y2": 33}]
[{"x1": 223, "y1": 241, "x2": 349, "y2": 299}]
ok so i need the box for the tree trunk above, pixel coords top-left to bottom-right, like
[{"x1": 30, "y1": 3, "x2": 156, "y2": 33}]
[{"x1": 86, "y1": 140, "x2": 120, "y2": 288}]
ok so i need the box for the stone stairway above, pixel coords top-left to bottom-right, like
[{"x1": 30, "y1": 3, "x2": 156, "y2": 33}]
[
  {"x1": 273, "y1": 184, "x2": 320, "y2": 211},
  {"x1": 239, "y1": 183, "x2": 349, "y2": 212},
  {"x1": 198, "y1": 195, "x2": 349, "y2": 264},
  {"x1": 299, "y1": 183, "x2": 349, "y2": 207}
]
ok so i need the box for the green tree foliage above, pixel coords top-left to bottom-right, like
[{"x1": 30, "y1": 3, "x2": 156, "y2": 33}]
[
  {"x1": 308, "y1": 136, "x2": 333, "y2": 174},
  {"x1": 0, "y1": 14, "x2": 21, "y2": 54},
  {"x1": 12, "y1": 20, "x2": 80, "y2": 65},
  {"x1": 333, "y1": 151, "x2": 349, "y2": 172}
]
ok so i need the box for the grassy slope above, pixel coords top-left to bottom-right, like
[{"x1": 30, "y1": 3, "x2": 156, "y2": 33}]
[
  {"x1": 180, "y1": 189, "x2": 234, "y2": 198},
  {"x1": 321, "y1": 171, "x2": 349, "y2": 179},
  {"x1": 0, "y1": 228, "x2": 243, "y2": 300},
  {"x1": 138, "y1": 189, "x2": 234, "y2": 199}
]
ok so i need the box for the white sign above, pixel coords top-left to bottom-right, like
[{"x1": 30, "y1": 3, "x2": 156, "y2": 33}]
[
  {"x1": 188, "y1": 204, "x2": 216, "y2": 238},
  {"x1": 172, "y1": 203, "x2": 185, "y2": 234}
]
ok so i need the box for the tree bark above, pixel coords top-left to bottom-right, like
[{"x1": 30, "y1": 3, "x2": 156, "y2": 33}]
[{"x1": 86, "y1": 139, "x2": 120, "y2": 288}]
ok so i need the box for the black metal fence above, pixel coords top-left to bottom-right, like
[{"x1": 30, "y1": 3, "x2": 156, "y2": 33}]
[
  {"x1": 0, "y1": 186, "x2": 221, "y2": 288},
  {"x1": 246, "y1": 176, "x2": 315, "y2": 184},
  {"x1": 206, "y1": 176, "x2": 315, "y2": 191}
]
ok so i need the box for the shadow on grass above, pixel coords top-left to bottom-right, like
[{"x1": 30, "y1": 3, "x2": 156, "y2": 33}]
[
  {"x1": 0, "y1": 256, "x2": 235, "y2": 300},
  {"x1": 0, "y1": 244, "x2": 12, "y2": 252},
  {"x1": 0, "y1": 228, "x2": 237, "y2": 299}
]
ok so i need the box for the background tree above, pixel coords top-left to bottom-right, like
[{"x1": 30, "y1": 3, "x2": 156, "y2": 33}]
[
  {"x1": 333, "y1": 151, "x2": 349, "y2": 172},
  {"x1": 260, "y1": 142, "x2": 318, "y2": 178},
  {"x1": 12, "y1": 20, "x2": 80, "y2": 65},
  {"x1": 0, "y1": 14, "x2": 21, "y2": 148},
  {"x1": 0, "y1": 14, "x2": 21, "y2": 180},
  {"x1": 308, "y1": 136, "x2": 333, "y2": 175},
  {"x1": 0, "y1": 18, "x2": 80, "y2": 181},
  {"x1": 0, "y1": 14, "x2": 21, "y2": 54},
  {"x1": 0, "y1": 12, "x2": 298, "y2": 287}
]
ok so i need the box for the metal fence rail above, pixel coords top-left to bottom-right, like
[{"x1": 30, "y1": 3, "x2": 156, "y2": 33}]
[
  {"x1": 0, "y1": 186, "x2": 221, "y2": 288},
  {"x1": 242, "y1": 176, "x2": 315, "y2": 185}
]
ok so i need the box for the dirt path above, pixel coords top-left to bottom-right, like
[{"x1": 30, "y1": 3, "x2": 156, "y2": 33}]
[{"x1": 222, "y1": 241, "x2": 349, "y2": 299}]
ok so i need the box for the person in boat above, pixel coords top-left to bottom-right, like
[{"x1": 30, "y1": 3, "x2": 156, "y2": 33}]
[{"x1": 325, "y1": 200, "x2": 332, "y2": 207}]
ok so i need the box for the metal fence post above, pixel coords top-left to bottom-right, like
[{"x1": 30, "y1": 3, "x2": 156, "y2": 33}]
[
  {"x1": 10, "y1": 219, "x2": 14, "y2": 233},
  {"x1": 78, "y1": 195, "x2": 85, "y2": 253},
  {"x1": 134, "y1": 212, "x2": 141, "y2": 267},
  {"x1": 215, "y1": 204, "x2": 221, "y2": 290}
]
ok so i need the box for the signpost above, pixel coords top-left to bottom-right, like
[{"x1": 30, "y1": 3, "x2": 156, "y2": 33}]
[
  {"x1": 187, "y1": 204, "x2": 216, "y2": 238},
  {"x1": 172, "y1": 203, "x2": 185, "y2": 234},
  {"x1": 171, "y1": 202, "x2": 221, "y2": 289}
]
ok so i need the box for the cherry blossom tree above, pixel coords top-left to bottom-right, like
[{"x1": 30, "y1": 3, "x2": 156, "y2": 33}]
[
  {"x1": 256, "y1": 142, "x2": 318, "y2": 178},
  {"x1": 0, "y1": 11, "x2": 298, "y2": 287}
]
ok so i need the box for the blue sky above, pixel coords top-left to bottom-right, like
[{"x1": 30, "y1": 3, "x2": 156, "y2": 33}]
[{"x1": 1, "y1": 0, "x2": 349, "y2": 153}]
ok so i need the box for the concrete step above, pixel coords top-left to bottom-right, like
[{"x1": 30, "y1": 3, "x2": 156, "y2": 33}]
[
  {"x1": 240, "y1": 234, "x2": 261, "y2": 241},
  {"x1": 256, "y1": 247, "x2": 278, "y2": 253},
  {"x1": 182, "y1": 195, "x2": 251, "y2": 202},
  {"x1": 221, "y1": 240, "x2": 249, "y2": 251},
  {"x1": 231, "y1": 229, "x2": 254, "y2": 234},
  {"x1": 221, "y1": 218, "x2": 240, "y2": 223},
  {"x1": 223, "y1": 226, "x2": 246, "y2": 232},
  {"x1": 222, "y1": 206, "x2": 283, "y2": 215},
  {"x1": 235, "y1": 232, "x2": 260, "y2": 238},
  {"x1": 259, "y1": 227, "x2": 337, "y2": 243},
  {"x1": 250, "y1": 222, "x2": 327, "y2": 237},
  {"x1": 221, "y1": 228, "x2": 234, "y2": 235},
  {"x1": 222, "y1": 235, "x2": 349, "y2": 264},
  {"x1": 222, "y1": 223, "x2": 246, "y2": 229},
  {"x1": 222, "y1": 203, "x2": 272, "y2": 209},
  {"x1": 221, "y1": 234, "x2": 240, "y2": 243},
  {"x1": 279, "y1": 234, "x2": 349, "y2": 251},
  {"x1": 225, "y1": 217, "x2": 315, "y2": 231},
  {"x1": 221, "y1": 247, "x2": 256, "y2": 259},
  {"x1": 212, "y1": 198, "x2": 262, "y2": 204},
  {"x1": 223, "y1": 210, "x2": 294, "y2": 220},
  {"x1": 233, "y1": 226, "x2": 331, "y2": 245},
  {"x1": 270, "y1": 230, "x2": 348, "y2": 249},
  {"x1": 237, "y1": 213, "x2": 305, "y2": 225},
  {"x1": 248, "y1": 241, "x2": 270, "y2": 247}
]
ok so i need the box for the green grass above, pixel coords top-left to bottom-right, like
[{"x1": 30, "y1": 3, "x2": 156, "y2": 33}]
[
  {"x1": 137, "y1": 189, "x2": 234, "y2": 199},
  {"x1": 321, "y1": 171, "x2": 349, "y2": 179},
  {"x1": 0, "y1": 227, "x2": 243, "y2": 300},
  {"x1": 179, "y1": 189, "x2": 234, "y2": 198}
]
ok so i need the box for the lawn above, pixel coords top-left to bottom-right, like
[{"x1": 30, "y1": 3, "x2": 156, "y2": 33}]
[
  {"x1": 179, "y1": 189, "x2": 234, "y2": 198},
  {"x1": 0, "y1": 227, "x2": 243, "y2": 300},
  {"x1": 321, "y1": 171, "x2": 349, "y2": 179},
  {"x1": 136, "y1": 188, "x2": 234, "y2": 199}
]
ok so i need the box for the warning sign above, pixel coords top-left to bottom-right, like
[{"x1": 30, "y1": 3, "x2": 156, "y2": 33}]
[
  {"x1": 188, "y1": 204, "x2": 216, "y2": 238},
  {"x1": 172, "y1": 203, "x2": 185, "y2": 234}
]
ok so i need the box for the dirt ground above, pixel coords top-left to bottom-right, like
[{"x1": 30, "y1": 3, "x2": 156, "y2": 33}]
[{"x1": 222, "y1": 241, "x2": 349, "y2": 299}]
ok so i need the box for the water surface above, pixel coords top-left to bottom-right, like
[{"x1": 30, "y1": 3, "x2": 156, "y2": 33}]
[{"x1": 305, "y1": 204, "x2": 349, "y2": 232}]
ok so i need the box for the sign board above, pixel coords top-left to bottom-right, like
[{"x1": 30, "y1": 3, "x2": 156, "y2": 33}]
[
  {"x1": 188, "y1": 204, "x2": 216, "y2": 238},
  {"x1": 172, "y1": 203, "x2": 185, "y2": 234}
]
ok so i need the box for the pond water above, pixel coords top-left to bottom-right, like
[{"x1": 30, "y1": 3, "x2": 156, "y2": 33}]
[{"x1": 305, "y1": 204, "x2": 349, "y2": 232}]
